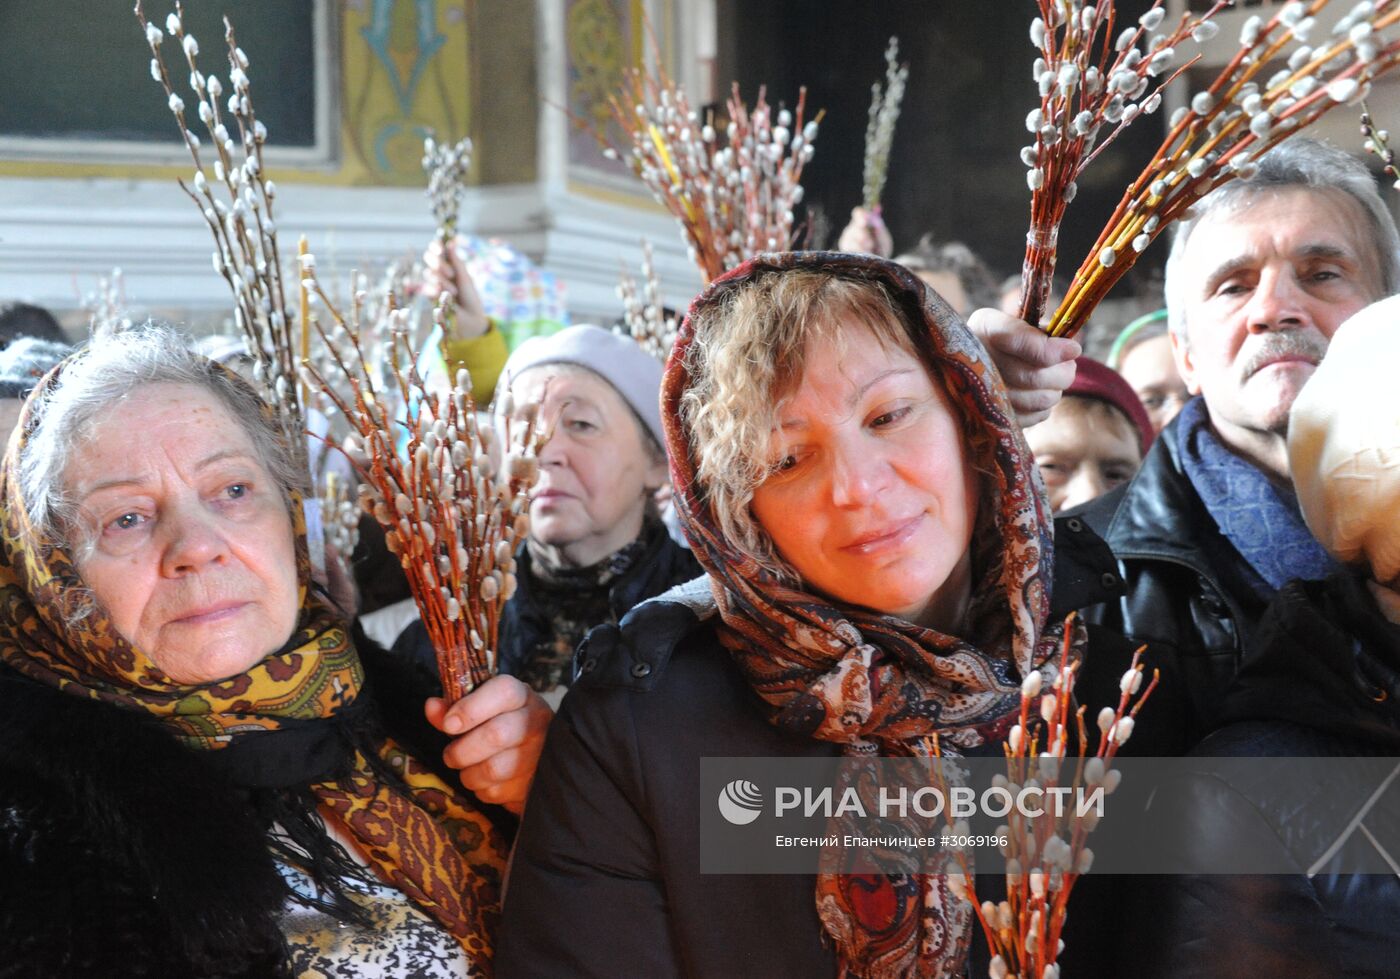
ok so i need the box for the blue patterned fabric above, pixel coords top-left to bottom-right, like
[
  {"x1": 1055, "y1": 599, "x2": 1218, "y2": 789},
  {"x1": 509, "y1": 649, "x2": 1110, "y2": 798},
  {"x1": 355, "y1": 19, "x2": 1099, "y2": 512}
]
[{"x1": 1175, "y1": 397, "x2": 1341, "y2": 599}]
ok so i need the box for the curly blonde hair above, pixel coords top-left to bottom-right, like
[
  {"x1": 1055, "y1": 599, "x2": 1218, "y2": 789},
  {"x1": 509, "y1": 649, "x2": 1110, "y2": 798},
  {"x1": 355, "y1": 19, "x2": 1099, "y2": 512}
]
[{"x1": 679, "y1": 268, "x2": 925, "y2": 574}]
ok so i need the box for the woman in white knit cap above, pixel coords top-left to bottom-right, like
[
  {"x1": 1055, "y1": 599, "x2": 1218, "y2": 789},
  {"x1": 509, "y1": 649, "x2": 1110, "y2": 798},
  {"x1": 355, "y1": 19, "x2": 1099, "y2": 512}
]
[
  {"x1": 396, "y1": 325, "x2": 700, "y2": 704},
  {"x1": 1128, "y1": 294, "x2": 1400, "y2": 979}
]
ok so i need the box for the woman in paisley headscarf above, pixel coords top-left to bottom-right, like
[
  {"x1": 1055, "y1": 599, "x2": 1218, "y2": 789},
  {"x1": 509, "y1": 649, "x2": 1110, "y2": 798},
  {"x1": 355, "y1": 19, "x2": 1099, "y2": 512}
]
[
  {"x1": 0, "y1": 327, "x2": 546, "y2": 977},
  {"x1": 498, "y1": 253, "x2": 1099, "y2": 978}
]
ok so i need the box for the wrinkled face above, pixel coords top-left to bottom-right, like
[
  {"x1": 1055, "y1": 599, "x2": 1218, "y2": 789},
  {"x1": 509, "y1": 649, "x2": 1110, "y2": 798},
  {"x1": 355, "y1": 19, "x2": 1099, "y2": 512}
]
[
  {"x1": 1025, "y1": 397, "x2": 1142, "y2": 513},
  {"x1": 512, "y1": 365, "x2": 668, "y2": 566},
  {"x1": 1118, "y1": 334, "x2": 1189, "y2": 433},
  {"x1": 1171, "y1": 188, "x2": 1383, "y2": 443},
  {"x1": 69, "y1": 383, "x2": 300, "y2": 685},
  {"x1": 750, "y1": 319, "x2": 979, "y2": 631}
]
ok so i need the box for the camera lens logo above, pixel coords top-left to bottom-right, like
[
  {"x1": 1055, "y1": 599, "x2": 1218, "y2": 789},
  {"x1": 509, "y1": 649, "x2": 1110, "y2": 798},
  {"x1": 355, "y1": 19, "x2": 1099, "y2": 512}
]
[{"x1": 717, "y1": 779, "x2": 764, "y2": 825}]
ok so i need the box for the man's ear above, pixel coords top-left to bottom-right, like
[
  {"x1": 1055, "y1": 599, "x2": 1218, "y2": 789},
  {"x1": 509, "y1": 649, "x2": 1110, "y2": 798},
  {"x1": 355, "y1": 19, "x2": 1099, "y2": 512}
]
[{"x1": 1168, "y1": 323, "x2": 1203, "y2": 396}]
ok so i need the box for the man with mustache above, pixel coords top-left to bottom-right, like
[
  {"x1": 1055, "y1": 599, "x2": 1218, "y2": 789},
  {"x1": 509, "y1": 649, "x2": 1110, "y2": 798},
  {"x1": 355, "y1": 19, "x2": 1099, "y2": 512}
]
[{"x1": 972, "y1": 138, "x2": 1400, "y2": 750}]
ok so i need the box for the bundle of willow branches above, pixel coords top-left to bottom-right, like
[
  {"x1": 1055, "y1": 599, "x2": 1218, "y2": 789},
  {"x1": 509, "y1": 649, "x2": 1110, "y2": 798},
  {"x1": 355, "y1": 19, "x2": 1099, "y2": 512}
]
[
  {"x1": 1014, "y1": 0, "x2": 1230, "y2": 326},
  {"x1": 939, "y1": 615, "x2": 1158, "y2": 979},
  {"x1": 421, "y1": 134, "x2": 474, "y2": 340},
  {"x1": 597, "y1": 59, "x2": 821, "y2": 283},
  {"x1": 300, "y1": 261, "x2": 548, "y2": 702},
  {"x1": 617, "y1": 240, "x2": 678, "y2": 361},
  {"x1": 1021, "y1": 0, "x2": 1400, "y2": 337},
  {"x1": 85, "y1": 268, "x2": 133, "y2": 340}
]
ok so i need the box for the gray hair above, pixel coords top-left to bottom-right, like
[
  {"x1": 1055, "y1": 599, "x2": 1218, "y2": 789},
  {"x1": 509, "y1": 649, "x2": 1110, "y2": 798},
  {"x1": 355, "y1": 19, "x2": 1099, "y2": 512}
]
[
  {"x1": 1164, "y1": 138, "x2": 1400, "y2": 338},
  {"x1": 18, "y1": 324, "x2": 306, "y2": 556}
]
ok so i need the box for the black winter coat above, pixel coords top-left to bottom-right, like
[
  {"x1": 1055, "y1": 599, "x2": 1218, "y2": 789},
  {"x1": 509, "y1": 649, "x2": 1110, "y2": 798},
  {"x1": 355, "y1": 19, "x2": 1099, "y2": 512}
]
[
  {"x1": 1071, "y1": 407, "x2": 1273, "y2": 753},
  {"x1": 498, "y1": 518, "x2": 1137, "y2": 978},
  {"x1": 1124, "y1": 573, "x2": 1400, "y2": 979},
  {"x1": 0, "y1": 627, "x2": 482, "y2": 978}
]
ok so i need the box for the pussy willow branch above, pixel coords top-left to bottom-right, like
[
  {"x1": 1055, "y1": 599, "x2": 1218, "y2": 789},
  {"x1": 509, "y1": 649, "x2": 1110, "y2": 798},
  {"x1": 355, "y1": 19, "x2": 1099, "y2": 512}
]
[
  {"x1": 588, "y1": 47, "x2": 821, "y2": 284},
  {"x1": 136, "y1": 1, "x2": 306, "y2": 470},
  {"x1": 617, "y1": 239, "x2": 678, "y2": 362},
  {"x1": 1016, "y1": 0, "x2": 1231, "y2": 326},
  {"x1": 421, "y1": 135, "x2": 473, "y2": 340},
  {"x1": 300, "y1": 260, "x2": 547, "y2": 702},
  {"x1": 1360, "y1": 101, "x2": 1400, "y2": 182},
  {"x1": 863, "y1": 36, "x2": 909, "y2": 212},
  {"x1": 937, "y1": 613, "x2": 1157, "y2": 979},
  {"x1": 1040, "y1": 0, "x2": 1400, "y2": 337}
]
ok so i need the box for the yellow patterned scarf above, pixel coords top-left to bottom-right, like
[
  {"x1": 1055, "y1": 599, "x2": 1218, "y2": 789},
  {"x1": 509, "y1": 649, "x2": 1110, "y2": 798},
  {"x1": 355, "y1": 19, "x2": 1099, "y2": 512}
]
[{"x1": 0, "y1": 364, "x2": 506, "y2": 970}]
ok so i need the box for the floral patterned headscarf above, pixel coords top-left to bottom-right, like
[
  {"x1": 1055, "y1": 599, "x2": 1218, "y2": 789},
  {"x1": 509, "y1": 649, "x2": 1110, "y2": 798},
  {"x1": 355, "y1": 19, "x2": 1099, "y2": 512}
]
[
  {"x1": 662, "y1": 252, "x2": 1084, "y2": 978},
  {"x1": 0, "y1": 351, "x2": 505, "y2": 970}
]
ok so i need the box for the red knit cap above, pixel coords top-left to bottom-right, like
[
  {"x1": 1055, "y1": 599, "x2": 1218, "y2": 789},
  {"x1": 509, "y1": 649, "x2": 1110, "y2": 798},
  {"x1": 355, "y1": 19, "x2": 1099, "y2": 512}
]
[{"x1": 1067, "y1": 356, "x2": 1153, "y2": 454}]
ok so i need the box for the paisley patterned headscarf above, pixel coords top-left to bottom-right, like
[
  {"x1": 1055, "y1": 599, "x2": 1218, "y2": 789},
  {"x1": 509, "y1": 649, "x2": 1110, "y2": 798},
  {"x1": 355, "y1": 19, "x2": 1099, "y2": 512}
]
[
  {"x1": 0, "y1": 352, "x2": 506, "y2": 970},
  {"x1": 662, "y1": 252, "x2": 1084, "y2": 979}
]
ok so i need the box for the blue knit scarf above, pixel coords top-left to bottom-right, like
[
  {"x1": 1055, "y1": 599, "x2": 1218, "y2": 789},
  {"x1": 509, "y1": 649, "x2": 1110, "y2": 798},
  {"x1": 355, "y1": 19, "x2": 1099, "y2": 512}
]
[{"x1": 1175, "y1": 397, "x2": 1340, "y2": 601}]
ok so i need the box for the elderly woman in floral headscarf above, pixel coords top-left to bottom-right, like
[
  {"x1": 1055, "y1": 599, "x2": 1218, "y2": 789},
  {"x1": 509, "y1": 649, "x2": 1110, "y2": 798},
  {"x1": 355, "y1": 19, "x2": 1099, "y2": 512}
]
[
  {"x1": 0, "y1": 328, "x2": 546, "y2": 977},
  {"x1": 497, "y1": 253, "x2": 1109, "y2": 978}
]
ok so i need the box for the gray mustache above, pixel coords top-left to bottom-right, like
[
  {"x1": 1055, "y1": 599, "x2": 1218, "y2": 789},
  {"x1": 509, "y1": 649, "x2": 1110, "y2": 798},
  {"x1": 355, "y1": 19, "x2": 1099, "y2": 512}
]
[{"x1": 1241, "y1": 331, "x2": 1328, "y2": 378}]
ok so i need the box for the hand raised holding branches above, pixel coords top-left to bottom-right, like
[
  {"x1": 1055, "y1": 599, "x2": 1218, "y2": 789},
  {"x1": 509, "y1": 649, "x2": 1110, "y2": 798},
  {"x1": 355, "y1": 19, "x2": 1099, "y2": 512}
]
[
  {"x1": 966, "y1": 309, "x2": 1081, "y2": 429},
  {"x1": 421, "y1": 135, "x2": 477, "y2": 341},
  {"x1": 836, "y1": 206, "x2": 894, "y2": 259},
  {"x1": 423, "y1": 237, "x2": 492, "y2": 341}
]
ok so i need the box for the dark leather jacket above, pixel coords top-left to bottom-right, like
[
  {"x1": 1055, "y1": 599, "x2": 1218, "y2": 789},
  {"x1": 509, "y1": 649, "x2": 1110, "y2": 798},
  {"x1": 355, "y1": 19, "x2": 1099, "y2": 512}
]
[
  {"x1": 1071, "y1": 407, "x2": 1273, "y2": 752},
  {"x1": 1125, "y1": 573, "x2": 1400, "y2": 978}
]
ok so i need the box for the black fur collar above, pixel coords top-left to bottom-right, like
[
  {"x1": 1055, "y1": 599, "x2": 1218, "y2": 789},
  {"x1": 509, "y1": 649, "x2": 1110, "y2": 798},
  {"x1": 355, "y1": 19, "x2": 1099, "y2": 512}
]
[{"x1": 0, "y1": 666, "x2": 292, "y2": 976}]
